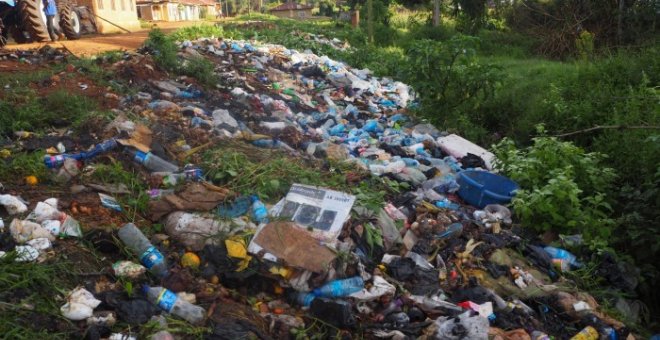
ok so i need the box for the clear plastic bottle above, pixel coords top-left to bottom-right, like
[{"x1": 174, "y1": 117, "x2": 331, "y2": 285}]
[
  {"x1": 312, "y1": 277, "x2": 364, "y2": 298},
  {"x1": 250, "y1": 196, "x2": 268, "y2": 224},
  {"x1": 127, "y1": 149, "x2": 179, "y2": 173},
  {"x1": 117, "y1": 223, "x2": 168, "y2": 278},
  {"x1": 143, "y1": 285, "x2": 205, "y2": 324}
]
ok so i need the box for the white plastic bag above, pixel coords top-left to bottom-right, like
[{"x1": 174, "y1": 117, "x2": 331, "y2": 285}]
[{"x1": 0, "y1": 194, "x2": 28, "y2": 215}]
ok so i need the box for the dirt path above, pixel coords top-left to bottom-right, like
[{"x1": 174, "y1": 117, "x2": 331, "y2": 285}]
[{"x1": 2, "y1": 21, "x2": 218, "y2": 57}]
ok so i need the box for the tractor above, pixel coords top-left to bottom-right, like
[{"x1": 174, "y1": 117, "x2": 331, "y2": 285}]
[{"x1": 0, "y1": 0, "x2": 82, "y2": 47}]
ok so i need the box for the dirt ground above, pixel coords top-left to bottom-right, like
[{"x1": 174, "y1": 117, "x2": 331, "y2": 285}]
[{"x1": 2, "y1": 20, "x2": 219, "y2": 57}]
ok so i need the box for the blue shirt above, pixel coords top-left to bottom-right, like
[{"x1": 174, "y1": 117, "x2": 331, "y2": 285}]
[{"x1": 45, "y1": 0, "x2": 57, "y2": 16}]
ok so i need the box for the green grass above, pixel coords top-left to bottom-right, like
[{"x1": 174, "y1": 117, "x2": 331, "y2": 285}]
[
  {"x1": 170, "y1": 24, "x2": 225, "y2": 41},
  {"x1": 200, "y1": 143, "x2": 397, "y2": 211},
  {"x1": 0, "y1": 151, "x2": 49, "y2": 182},
  {"x1": 89, "y1": 162, "x2": 150, "y2": 221},
  {"x1": 0, "y1": 89, "x2": 111, "y2": 136},
  {"x1": 0, "y1": 254, "x2": 77, "y2": 339}
]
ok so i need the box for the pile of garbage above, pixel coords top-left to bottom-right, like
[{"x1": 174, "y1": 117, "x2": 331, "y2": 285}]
[{"x1": 0, "y1": 36, "x2": 641, "y2": 339}]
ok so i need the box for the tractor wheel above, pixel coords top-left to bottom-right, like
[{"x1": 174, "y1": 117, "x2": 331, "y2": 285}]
[
  {"x1": 0, "y1": 19, "x2": 6, "y2": 47},
  {"x1": 10, "y1": 25, "x2": 31, "y2": 43},
  {"x1": 18, "y1": 0, "x2": 51, "y2": 42},
  {"x1": 57, "y1": 0, "x2": 80, "y2": 39}
]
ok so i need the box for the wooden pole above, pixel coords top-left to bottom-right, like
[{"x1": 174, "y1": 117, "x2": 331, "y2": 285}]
[{"x1": 367, "y1": 0, "x2": 373, "y2": 44}]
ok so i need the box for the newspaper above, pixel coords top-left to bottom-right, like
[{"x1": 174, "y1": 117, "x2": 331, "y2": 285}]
[{"x1": 247, "y1": 184, "x2": 356, "y2": 271}]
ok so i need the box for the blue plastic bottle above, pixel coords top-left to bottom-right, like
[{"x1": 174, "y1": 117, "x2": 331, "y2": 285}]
[
  {"x1": 312, "y1": 277, "x2": 364, "y2": 298},
  {"x1": 544, "y1": 246, "x2": 582, "y2": 271},
  {"x1": 294, "y1": 291, "x2": 316, "y2": 307},
  {"x1": 250, "y1": 195, "x2": 268, "y2": 224}
]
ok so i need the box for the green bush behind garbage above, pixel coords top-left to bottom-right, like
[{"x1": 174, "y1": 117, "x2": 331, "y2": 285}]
[
  {"x1": 170, "y1": 24, "x2": 225, "y2": 42},
  {"x1": 492, "y1": 128, "x2": 616, "y2": 241}
]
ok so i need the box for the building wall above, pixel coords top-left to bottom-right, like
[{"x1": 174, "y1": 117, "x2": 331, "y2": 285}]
[
  {"x1": 79, "y1": 0, "x2": 141, "y2": 33},
  {"x1": 270, "y1": 9, "x2": 312, "y2": 19},
  {"x1": 137, "y1": 4, "x2": 154, "y2": 20}
]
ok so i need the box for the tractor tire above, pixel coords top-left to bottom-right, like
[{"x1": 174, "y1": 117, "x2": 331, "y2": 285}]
[
  {"x1": 75, "y1": 6, "x2": 97, "y2": 34},
  {"x1": 18, "y1": 0, "x2": 51, "y2": 42},
  {"x1": 10, "y1": 25, "x2": 31, "y2": 43},
  {"x1": 0, "y1": 19, "x2": 6, "y2": 47},
  {"x1": 57, "y1": 0, "x2": 81, "y2": 40}
]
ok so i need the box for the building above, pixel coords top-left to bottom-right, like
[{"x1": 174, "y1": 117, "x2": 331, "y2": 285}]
[
  {"x1": 78, "y1": 0, "x2": 142, "y2": 33},
  {"x1": 269, "y1": 2, "x2": 313, "y2": 20},
  {"x1": 137, "y1": 0, "x2": 217, "y2": 21}
]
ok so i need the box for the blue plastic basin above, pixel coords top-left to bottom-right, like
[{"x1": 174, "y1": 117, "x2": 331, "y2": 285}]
[{"x1": 457, "y1": 170, "x2": 518, "y2": 208}]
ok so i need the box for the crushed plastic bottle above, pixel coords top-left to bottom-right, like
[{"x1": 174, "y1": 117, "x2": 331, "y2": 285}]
[
  {"x1": 143, "y1": 285, "x2": 205, "y2": 324},
  {"x1": 117, "y1": 223, "x2": 169, "y2": 278},
  {"x1": 127, "y1": 149, "x2": 179, "y2": 173}
]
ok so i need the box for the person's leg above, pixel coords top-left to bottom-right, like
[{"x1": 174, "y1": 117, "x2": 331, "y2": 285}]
[{"x1": 46, "y1": 15, "x2": 57, "y2": 41}]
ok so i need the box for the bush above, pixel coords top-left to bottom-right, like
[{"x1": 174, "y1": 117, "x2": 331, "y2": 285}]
[
  {"x1": 170, "y1": 25, "x2": 224, "y2": 41},
  {"x1": 144, "y1": 29, "x2": 179, "y2": 72},
  {"x1": 493, "y1": 128, "x2": 616, "y2": 240},
  {"x1": 403, "y1": 35, "x2": 501, "y2": 136}
]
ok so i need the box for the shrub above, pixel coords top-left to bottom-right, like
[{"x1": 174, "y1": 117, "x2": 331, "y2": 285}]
[
  {"x1": 403, "y1": 35, "x2": 501, "y2": 135},
  {"x1": 492, "y1": 128, "x2": 616, "y2": 240},
  {"x1": 144, "y1": 29, "x2": 179, "y2": 72}
]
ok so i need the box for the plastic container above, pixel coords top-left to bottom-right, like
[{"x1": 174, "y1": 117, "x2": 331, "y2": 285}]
[
  {"x1": 128, "y1": 149, "x2": 179, "y2": 173},
  {"x1": 117, "y1": 223, "x2": 168, "y2": 278},
  {"x1": 312, "y1": 277, "x2": 364, "y2": 298},
  {"x1": 544, "y1": 246, "x2": 582, "y2": 271},
  {"x1": 143, "y1": 286, "x2": 205, "y2": 324},
  {"x1": 456, "y1": 170, "x2": 518, "y2": 208},
  {"x1": 250, "y1": 195, "x2": 268, "y2": 224}
]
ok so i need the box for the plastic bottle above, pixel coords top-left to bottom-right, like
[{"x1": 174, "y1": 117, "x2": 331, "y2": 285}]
[
  {"x1": 251, "y1": 139, "x2": 295, "y2": 152},
  {"x1": 250, "y1": 195, "x2": 268, "y2": 224},
  {"x1": 543, "y1": 246, "x2": 582, "y2": 271},
  {"x1": 569, "y1": 326, "x2": 599, "y2": 340},
  {"x1": 293, "y1": 291, "x2": 316, "y2": 307},
  {"x1": 117, "y1": 223, "x2": 168, "y2": 278},
  {"x1": 160, "y1": 166, "x2": 204, "y2": 186},
  {"x1": 143, "y1": 285, "x2": 205, "y2": 324},
  {"x1": 312, "y1": 277, "x2": 364, "y2": 298},
  {"x1": 84, "y1": 139, "x2": 118, "y2": 159},
  {"x1": 44, "y1": 153, "x2": 86, "y2": 169},
  {"x1": 128, "y1": 149, "x2": 179, "y2": 173},
  {"x1": 146, "y1": 189, "x2": 175, "y2": 199}
]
